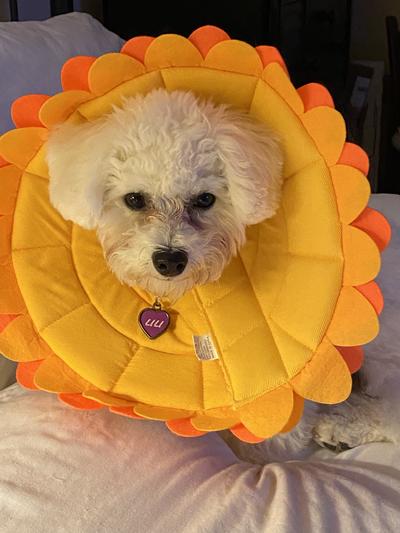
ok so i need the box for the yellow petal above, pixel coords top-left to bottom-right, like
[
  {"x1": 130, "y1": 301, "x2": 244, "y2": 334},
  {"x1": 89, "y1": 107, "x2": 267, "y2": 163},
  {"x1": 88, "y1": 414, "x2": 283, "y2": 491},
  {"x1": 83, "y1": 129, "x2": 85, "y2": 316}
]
[
  {"x1": 238, "y1": 385, "x2": 293, "y2": 438},
  {"x1": 39, "y1": 90, "x2": 92, "y2": 127},
  {"x1": 0, "y1": 314, "x2": 53, "y2": 362},
  {"x1": 0, "y1": 128, "x2": 47, "y2": 169},
  {"x1": 331, "y1": 165, "x2": 370, "y2": 223},
  {"x1": 33, "y1": 353, "x2": 92, "y2": 393},
  {"x1": 280, "y1": 393, "x2": 304, "y2": 433},
  {"x1": 291, "y1": 338, "x2": 352, "y2": 403},
  {"x1": 203, "y1": 39, "x2": 263, "y2": 76},
  {"x1": 342, "y1": 225, "x2": 380, "y2": 286},
  {"x1": 191, "y1": 414, "x2": 240, "y2": 431},
  {"x1": 262, "y1": 63, "x2": 304, "y2": 115},
  {"x1": 301, "y1": 107, "x2": 346, "y2": 166},
  {"x1": 83, "y1": 389, "x2": 136, "y2": 407},
  {"x1": 328, "y1": 286, "x2": 379, "y2": 346},
  {"x1": 88, "y1": 53, "x2": 145, "y2": 95},
  {"x1": 144, "y1": 34, "x2": 202, "y2": 69},
  {"x1": 133, "y1": 403, "x2": 192, "y2": 421}
]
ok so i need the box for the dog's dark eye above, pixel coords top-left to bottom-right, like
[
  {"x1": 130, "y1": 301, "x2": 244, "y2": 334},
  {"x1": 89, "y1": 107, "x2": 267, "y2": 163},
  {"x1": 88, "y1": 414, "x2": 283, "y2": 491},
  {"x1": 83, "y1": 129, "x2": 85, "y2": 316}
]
[
  {"x1": 124, "y1": 192, "x2": 146, "y2": 211},
  {"x1": 192, "y1": 193, "x2": 216, "y2": 209}
]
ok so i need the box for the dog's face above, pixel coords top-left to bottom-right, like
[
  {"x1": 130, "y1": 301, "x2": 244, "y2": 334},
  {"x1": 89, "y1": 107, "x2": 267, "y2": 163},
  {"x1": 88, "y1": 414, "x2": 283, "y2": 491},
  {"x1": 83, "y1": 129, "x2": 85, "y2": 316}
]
[{"x1": 46, "y1": 89, "x2": 283, "y2": 301}]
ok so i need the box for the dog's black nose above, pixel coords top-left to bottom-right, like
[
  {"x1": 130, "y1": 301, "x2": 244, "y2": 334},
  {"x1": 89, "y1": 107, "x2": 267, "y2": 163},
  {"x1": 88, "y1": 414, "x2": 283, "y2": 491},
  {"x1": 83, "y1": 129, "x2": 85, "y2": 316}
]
[{"x1": 152, "y1": 249, "x2": 188, "y2": 277}]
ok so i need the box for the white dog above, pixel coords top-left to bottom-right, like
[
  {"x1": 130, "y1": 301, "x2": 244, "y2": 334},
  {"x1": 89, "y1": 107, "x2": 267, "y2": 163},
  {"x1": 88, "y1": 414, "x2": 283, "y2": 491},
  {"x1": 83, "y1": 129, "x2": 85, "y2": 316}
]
[{"x1": 46, "y1": 88, "x2": 398, "y2": 462}]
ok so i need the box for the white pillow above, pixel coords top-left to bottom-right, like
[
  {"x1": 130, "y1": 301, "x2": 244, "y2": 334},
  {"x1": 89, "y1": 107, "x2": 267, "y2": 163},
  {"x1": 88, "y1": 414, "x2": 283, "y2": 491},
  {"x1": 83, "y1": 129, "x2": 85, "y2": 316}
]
[{"x1": 0, "y1": 12, "x2": 124, "y2": 134}]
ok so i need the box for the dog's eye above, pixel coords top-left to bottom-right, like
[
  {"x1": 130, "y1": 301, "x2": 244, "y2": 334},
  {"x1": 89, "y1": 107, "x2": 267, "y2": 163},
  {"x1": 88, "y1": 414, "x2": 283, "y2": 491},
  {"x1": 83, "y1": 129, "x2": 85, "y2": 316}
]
[
  {"x1": 192, "y1": 193, "x2": 216, "y2": 210},
  {"x1": 124, "y1": 192, "x2": 146, "y2": 211}
]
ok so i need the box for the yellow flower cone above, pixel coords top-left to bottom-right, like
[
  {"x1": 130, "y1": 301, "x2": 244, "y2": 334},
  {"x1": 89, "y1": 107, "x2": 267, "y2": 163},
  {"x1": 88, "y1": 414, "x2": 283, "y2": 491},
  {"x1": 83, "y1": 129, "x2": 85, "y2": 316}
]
[{"x1": 0, "y1": 26, "x2": 391, "y2": 442}]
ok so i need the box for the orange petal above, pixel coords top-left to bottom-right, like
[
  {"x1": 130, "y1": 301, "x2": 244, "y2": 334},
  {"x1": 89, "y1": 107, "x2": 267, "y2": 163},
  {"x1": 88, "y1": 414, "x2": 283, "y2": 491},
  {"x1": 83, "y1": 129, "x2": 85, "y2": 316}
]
[
  {"x1": 301, "y1": 107, "x2": 346, "y2": 166},
  {"x1": 88, "y1": 53, "x2": 146, "y2": 95},
  {"x1": 0, "y1": 164, "x2": 22, "y2": 216},
  {"x1": 121, "y1": 36, "x2": 154, "y2": 62},
  {"x1": 256, "y1": 45, "x2": 287, "y2": 72},
  {"x1": 336, "y1": 345, "x2": 364, "y2": 373},
  {"x1": 297, "y1": 83, "x2": 334, "y2": 111},
  {"x1": 352, "y1": 207, "x2": 391, "y2": 251},
  {"x1": 331, "y1": 165, "x2": 370, "y2": 224},
  {"x1": 338, "y1": 142, "x2": 369, "y2": 175},
  {"x1": 61, "y1": 56, "x2": 96, "y2": 91},
  {"x1": 204, "y1": 40, "x2": 263, "y2": 76},
  {"x1": 291, "y1": 339, "x2": 352, "y2": 403},
  {"x1": 189, "y1": 25, "x2": 230, "y2": 57},
  {"x1": 0, "y1": 263, "x2": 26, "y2": 314},
  {"x1": 238, "y1": 386, "x2": 294, "y2": 438},
  {"x1": 229, "y1": 424, "x2": 265, "y2": 443},
  {"x1": 0, "y1": 155, "x2": 9, "y2": 167},
  {"x1": 0, "y1": 127, "x2": 47, "y2": 169},
  {"x1": 280, "y1": 393, "x2": 305, "y2": 433},
  {"x1": 16, "y1": 360, "x2": 43, "y2": 390},
  {"x1": 58, "y1": 393, "x2": 103, "y2": 410},
  {"x1": 109, "y1": 406, "x2": 144, "y2": 419},
  {"x1": 145, "y1": 34, "x2": 202, "y2": 69},
  {"x1": 356, "y1": 281, "x2": 384, "y2": 315},
  {"x1": 262, "y1": 63, "x2": 304, "y2": 114},
  {"x1": 0, "y1": 314, "x2": 18, "y2": 333},
  {"x1": 166, "y1": 418, "x2": 207, "y2": 437},
  {"x1": 328, "y1": 286, "x2": 379, "y2": 346},
  {"x1": 83, "y1": 389, "x2": 136, "y2": 407},
  {"x1": 133, "y1": 403, "x2": 192, "y2": 421},
  {"x1": 39, "y1": 90, "x2": 92, "y2": 128},
  {"x1": 34, "y1": 354, "x2": 92, "y2": 393},
  {"x1": 342, "y1": 225, "x2": 380, "y2": 286},
  {"x1": 190, "y1": 414, "x2": 240, "y2": 431},
  {"x1": 11, "y1": 95, "x2": 49, "y2": 128}
]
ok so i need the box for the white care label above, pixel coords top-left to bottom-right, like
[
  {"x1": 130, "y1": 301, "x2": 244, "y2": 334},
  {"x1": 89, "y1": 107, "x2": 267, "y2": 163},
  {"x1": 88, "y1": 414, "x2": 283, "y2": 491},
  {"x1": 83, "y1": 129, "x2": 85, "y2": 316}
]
[{"x1": 193, "y1": 334, "x2": 220, "y2": 361}]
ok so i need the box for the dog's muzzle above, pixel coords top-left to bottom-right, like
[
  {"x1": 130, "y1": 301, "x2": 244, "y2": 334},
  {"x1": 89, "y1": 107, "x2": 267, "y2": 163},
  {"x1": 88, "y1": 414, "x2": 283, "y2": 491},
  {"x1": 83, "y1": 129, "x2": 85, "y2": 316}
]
[{"x1": 152, "y1": 249, "x2": 188, "y2": 277}]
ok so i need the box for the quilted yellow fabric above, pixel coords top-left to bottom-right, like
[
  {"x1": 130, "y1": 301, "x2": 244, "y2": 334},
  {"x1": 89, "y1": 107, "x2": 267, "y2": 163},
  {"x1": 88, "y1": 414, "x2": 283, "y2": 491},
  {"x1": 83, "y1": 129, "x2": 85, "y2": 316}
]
[{"x1": 0, "y1": 27, "x2": 390, "y2": 442}]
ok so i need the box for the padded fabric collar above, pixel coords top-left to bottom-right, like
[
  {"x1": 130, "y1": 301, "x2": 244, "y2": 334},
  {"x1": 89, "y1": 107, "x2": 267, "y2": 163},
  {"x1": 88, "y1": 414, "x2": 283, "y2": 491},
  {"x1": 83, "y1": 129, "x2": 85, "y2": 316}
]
[{"x1": 0, "y1": 27, "x2": 389, "y2": 442}]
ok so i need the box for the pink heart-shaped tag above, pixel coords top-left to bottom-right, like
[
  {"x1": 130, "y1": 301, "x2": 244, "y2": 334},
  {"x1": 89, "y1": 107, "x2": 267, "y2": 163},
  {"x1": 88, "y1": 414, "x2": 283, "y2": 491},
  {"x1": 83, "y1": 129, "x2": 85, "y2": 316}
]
[{"x1": 139, "y1": 308, "x2": 170, "y2": 339}]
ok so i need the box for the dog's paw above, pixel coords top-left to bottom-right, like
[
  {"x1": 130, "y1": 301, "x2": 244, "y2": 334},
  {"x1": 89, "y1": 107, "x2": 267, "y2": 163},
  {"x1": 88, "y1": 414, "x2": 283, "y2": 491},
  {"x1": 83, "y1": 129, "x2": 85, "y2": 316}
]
[
  {"x1": 312, "y1": 397, "x2": 386, "y2": 452},
  {"x1": 312, "y1": 414, "x2": 359, "y2": 452}
]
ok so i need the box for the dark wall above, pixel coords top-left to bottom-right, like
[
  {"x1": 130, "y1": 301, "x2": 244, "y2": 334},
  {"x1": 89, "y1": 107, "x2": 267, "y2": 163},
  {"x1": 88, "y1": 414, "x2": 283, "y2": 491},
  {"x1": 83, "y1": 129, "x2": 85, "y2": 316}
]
[{"x1": 103, "y1": 0, "x2": 270, "y2": 45}]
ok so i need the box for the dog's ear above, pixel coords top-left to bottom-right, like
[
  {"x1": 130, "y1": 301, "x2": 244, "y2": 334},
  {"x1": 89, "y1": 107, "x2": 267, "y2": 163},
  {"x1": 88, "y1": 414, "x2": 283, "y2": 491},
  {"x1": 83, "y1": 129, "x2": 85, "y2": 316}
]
[
  {"x1": 213, "y1": 110, "x2": 283, "y2": 225},
  {"x1": 46, "y1": 119, "x2": 108, "y2": 230}
]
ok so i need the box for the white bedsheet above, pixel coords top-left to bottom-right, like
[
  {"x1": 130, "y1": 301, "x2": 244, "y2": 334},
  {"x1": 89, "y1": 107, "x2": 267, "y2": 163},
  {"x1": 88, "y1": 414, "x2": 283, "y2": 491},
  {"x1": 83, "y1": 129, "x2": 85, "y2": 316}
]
[{"x1": 1, "y1": 194, "x2": 400, "y2": 532}]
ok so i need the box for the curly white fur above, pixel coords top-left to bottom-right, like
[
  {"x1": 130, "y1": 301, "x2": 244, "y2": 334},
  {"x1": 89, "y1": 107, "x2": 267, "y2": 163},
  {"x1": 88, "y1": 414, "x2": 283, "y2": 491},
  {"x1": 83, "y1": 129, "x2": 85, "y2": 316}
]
[{"x1": 46, "y1": 89, "x2": 283, "y2": 301}]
